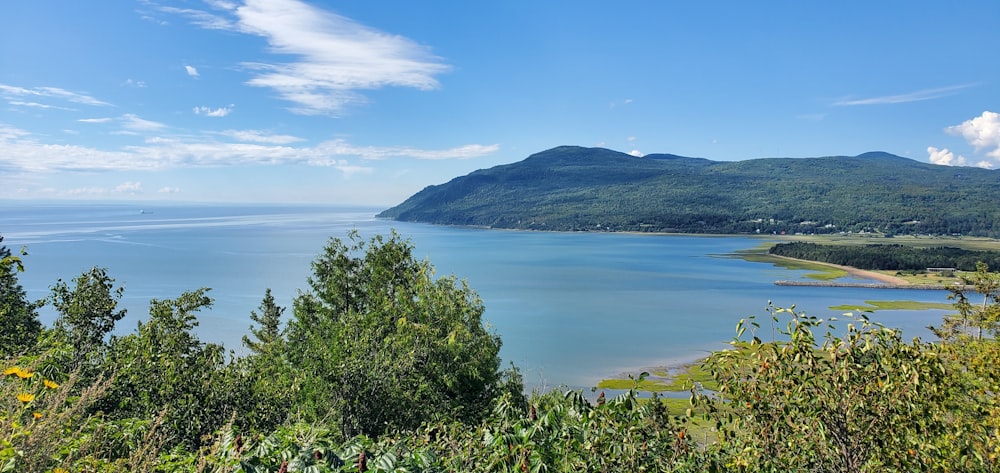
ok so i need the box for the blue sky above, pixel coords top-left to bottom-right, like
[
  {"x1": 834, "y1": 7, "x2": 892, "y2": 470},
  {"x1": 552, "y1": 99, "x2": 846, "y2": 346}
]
[{"x1": 2, "y1": 1, "x2": 998, "y2": 205}]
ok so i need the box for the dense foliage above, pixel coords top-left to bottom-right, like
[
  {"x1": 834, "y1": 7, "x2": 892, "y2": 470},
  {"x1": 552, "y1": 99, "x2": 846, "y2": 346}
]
[
  {"x1": 285, "y1": 230, "x2": 517, "y2": 438},
  {"x1": 379, "y1": 146, "x2": 1000, "y2": 236},
  {"x1": 2, "y1": 232, "x2": 999, "y2": 472},
  {"x1": 768, "y1": 241, "x2": 1000, "y2": 271}
]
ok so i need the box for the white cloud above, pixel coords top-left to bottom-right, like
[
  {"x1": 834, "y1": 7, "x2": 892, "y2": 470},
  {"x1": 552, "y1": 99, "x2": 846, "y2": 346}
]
[
  {"x1": 927, "y1": 146, "x2": 961, "y2": 166},
  {"x1": 306, "y1": 158, "x2": 373, "y2": 176},
  {"x1": 114, "y1": 181, "x2": 144, "y2": 194},
  {"x1": 930, "y1": 111, "x2": 1000, "y2": 169},
  {"x1": 66, "y1": 186, "x2": 113, "y2": 196},
  {"x1": 185, "y1": 65, "x2": 200, "y2": 77},
  {"x1": 0, "y1": 124, "x2": 31, "y2": 141},
  {"x1": 319, "y1": 141, "x2": 500, "y2": 160},
  {"x1": 946, "y1": 111, "x2": 1000, "y2": 159},
  {"x1": 194, "y1": 105, "x2": 234, "y2": 117},
  {"x1": 0, "y1": 83, "x2": 111, "y2": 107},
  {"x1": 158, "y1": 186, "x2": 182, "y2": 193},
  {"x1": 78, "y1": 117, "x2": 113, "y2": 123},
  {"x1": 927, "y1": 146, "x2": 994, "y2": 169},
  {"x1": 0, "y1": 124, "x2": 497, "y2": 173},
  {"x1": 123, "y1": 79, "x2": 147, "y2": 88},
  {"x1": 629, "y1": 149, "x2": 644, "y2": 157},
  {"x1": 166, "y1": 0, "x2": 450, "y2": 116},
  {"x1": 834, "y1": 84, "x2": 975, "y2": 106},
  {"x1": 217, "y1": 129, "x2": 303, "y2": 144}
]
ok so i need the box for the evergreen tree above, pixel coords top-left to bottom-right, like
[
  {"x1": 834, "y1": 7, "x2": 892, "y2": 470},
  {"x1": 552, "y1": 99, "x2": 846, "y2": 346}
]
[
  {"x1": 242, "y1": 288, "x2": 284, "y2": 354},
  {"x1": 0, "y1": 237, "x2": 43, "y2": 358}
]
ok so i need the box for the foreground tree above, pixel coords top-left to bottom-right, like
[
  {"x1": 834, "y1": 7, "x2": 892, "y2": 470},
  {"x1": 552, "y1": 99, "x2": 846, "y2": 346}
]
[
  {"x1": 932, "y1": 262, "x2": 1000, "y2": 466},
  {"x1": 705, "y1": 304, "x2": 976, "y2": 472},
  {"x1": 936, "y1": 261, "x2": 1000, "y2": 340},
  {"x1": 50, "y1": 266, "x2": 126, "y2": 368},
  {"x1": 97, "y1": 288, "x2": 231, "y2": 450},
  {"x1": 234, "y1": 288, "x2": 293, "y2": 433},
  {"x1": 0, "y1": 238, "x2": 43, "y2": 358},
  {"x1": 287, "y1": 230, "x2": 519, "y2": 438}
]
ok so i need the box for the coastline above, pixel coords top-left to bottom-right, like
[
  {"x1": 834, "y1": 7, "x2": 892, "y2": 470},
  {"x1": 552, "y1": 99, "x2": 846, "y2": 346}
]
[{"x1": 770, "y1": 255, "x2": 910, "y2": 285}]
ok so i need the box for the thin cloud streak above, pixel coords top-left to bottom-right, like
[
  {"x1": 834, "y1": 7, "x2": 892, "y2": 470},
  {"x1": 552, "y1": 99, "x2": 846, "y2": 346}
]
[
  {"x1": 0, "y1": 84, "x2": 112, "y2": 107},
  {"x1": 834, "y1": 84, "x2": 976, "y2": 106}
]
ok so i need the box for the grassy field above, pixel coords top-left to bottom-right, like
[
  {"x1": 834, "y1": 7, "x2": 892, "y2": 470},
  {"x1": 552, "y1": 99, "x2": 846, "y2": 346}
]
[
  {"x1": 733, "y1": 234, "x2": 1000, "y2": 285},
  {"x1": 770, "y1": 234, "x2": 1000, "y2": 250},
  {"x1": 828, "y1": 300, "x2": 956, "y2": 312},
  {"x1": 598, "y1": 360, "x2": 717, "y2": 393}
]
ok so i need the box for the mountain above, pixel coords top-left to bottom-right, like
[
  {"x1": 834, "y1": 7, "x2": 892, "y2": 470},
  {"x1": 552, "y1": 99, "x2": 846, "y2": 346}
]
[{"x1": 378, "y1": 146, "x2": 1000, "y2": 236}]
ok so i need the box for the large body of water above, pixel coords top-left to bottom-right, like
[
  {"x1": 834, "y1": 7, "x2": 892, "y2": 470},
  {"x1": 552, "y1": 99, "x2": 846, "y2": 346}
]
[{"x1": 2, "y1": 201, "x2": 952, "y2": 389}]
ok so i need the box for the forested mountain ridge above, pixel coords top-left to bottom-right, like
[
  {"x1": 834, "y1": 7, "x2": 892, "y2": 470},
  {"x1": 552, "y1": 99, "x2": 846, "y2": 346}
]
[{"x1": 378, "y1": 146, "x2": 1000, "y2": 236}]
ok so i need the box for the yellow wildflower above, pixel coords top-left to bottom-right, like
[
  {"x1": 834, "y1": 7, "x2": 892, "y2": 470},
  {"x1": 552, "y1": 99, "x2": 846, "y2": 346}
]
[
  {"x1": 43, "y1": 379, "x2": 60, "y2": 389},
  {"x1": 3, "y1": 366, "x2": 19, "y2": 376},
  {"x1": 33, "y1": 412, "x2": 43, "y2": 419},
  {"x1": 15, "y1": 368, "x2": 34, "y2": 379},
  {"x1": 54, "y1": 469, "x2": 69, "y2": 473},
  {"x1": 17, "y1": 393, "x2": 35, "y2": 403}
]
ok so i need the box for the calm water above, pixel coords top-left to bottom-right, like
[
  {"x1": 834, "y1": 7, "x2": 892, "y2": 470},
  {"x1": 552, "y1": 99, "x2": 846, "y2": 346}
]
[{"x1": 1, "y1": 201, "x2": 951, "y2": 389}]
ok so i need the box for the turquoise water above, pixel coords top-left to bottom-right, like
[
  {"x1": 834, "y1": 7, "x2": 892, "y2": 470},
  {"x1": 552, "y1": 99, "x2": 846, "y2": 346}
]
[{"x1": 2, "y1": 201, "x2": 951, "y2": 389}]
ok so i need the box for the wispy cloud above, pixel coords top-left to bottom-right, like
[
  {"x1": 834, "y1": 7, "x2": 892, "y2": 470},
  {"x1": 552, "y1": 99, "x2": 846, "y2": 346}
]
[
  {"x1": 78, "y1": 114, "x2": 167, "y2": 134},
  {"x1": 152, "y1": 4, "x2": 235, "y2": 29},
  {"x1": 0, "y1": 126, "x2": 498, "y2": 173},
  {"x1": 0, "y1": 124, "x2": 31, "y2": 141},
  {"x1": 9, "y1": 101, "x2": 76, "y2": 111},
  {"x1": 64, "y1": 181, "x2": 145, "y2": 196},
  {"x1": 834, "y1": 84, "x2": 975, "y2": 106},
  {"x1": 194, "y1": 105, "x2": 233, "y2": 117},
  {"x1": 321, "y1": 141, "x2": 500, "y2": 161},
  {"x1": 185, "y1": 65, "x2": 200, "y2": 77},
  {"x1": 121, "y1": 114, "x2": 167, "y2": 132},
  {"x1": 161, "y1": 0, "x2": 450, "y2": 116},
  {"x1": 0, "y1": 84, "x2": 111, "y2": 107},
  {"x1": 217, "y1": 129, "x2": 303, "y2": 144}
]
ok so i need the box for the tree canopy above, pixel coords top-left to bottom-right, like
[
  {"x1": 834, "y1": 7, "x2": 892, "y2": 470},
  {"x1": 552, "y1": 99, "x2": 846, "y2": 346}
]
[{"x1": 286, "y1": 230, "x2": 517, "y2": 437}]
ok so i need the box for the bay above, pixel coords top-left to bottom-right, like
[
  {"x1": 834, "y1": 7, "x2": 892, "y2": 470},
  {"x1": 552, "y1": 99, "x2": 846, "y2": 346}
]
[{"x1": 1, "y1": 201, "x2": 951, "y2": 390}]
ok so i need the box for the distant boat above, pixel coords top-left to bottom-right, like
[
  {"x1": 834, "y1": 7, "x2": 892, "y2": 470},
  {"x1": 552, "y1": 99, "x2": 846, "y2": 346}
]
[{"x1": 139, "y1": 209, "x2": 154, "y2": 214}]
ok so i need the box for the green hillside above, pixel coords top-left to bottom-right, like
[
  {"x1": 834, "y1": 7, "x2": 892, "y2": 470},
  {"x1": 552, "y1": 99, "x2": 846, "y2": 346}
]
[{"x1": 378, "y1": 146, "x2": 1000, "y2": 236}]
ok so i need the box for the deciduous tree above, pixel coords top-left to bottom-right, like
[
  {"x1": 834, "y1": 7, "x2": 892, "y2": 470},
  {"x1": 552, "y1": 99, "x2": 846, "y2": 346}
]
[{"x1": 50, "y1": 266, "x2": 126, "y2": 366}]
